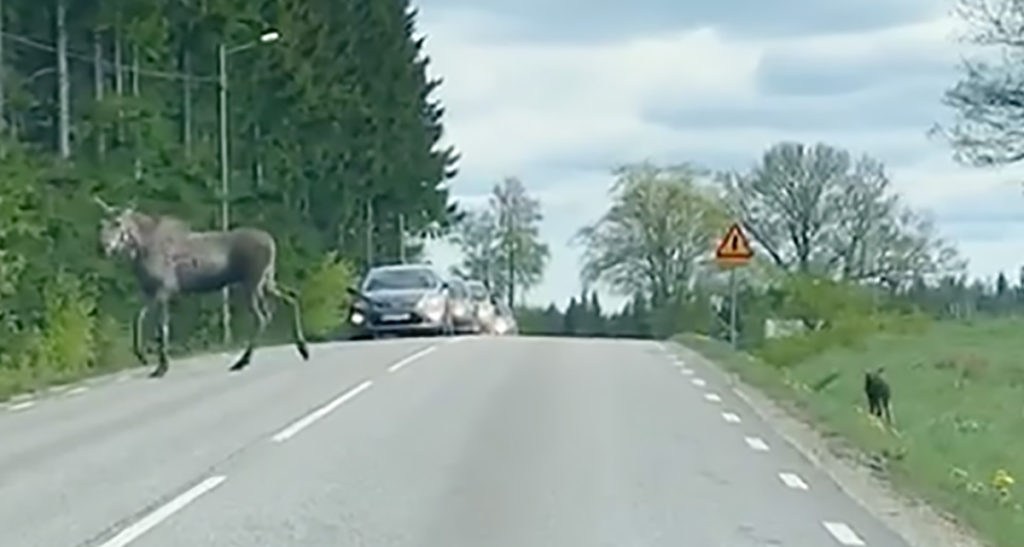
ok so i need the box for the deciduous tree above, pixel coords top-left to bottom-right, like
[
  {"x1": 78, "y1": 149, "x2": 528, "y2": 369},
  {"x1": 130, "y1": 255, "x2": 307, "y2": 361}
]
[{"x1": 575, "y1": 161, "x2": 728, "y2": 307}]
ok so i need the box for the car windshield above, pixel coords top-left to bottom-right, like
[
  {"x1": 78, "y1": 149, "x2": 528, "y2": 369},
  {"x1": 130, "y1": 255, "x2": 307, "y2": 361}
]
[
  {"x1": 363, "y1": 268, "x2": 439, "y2": 291},
  {"x1": 467, "y1": 283, "x2": 488, "y2": 300}
]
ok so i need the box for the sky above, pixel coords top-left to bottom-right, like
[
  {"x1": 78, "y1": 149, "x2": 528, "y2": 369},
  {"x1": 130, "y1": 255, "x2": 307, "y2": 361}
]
[{"x1": 413, "y1": 0, "x2": 1024, "y2": 312}]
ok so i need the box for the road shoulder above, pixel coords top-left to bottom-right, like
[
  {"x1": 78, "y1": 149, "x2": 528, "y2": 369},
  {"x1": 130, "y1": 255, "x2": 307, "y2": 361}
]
[{"x1": 668, "y1": 338, "x2": 987, "y2": 547}]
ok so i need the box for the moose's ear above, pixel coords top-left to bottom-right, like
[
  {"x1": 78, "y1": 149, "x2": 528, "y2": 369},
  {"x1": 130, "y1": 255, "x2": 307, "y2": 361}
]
[{"x1": 93, "y1": 196, "x2": 115, "y2": 214}]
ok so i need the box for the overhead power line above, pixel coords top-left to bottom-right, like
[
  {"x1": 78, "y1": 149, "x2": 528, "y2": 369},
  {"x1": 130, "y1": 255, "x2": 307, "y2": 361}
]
[{"x1": 2, "y1": 31, "x2": 217, "y2": 83}]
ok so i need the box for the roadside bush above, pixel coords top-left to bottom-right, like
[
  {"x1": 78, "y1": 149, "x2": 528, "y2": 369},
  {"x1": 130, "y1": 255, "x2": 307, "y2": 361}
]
[
  {"x1": 753, "y1": 275, "x2": 932, "y2": 368},
  {"x1": 299, "y1": 251, "x2": 356, "y2": 340},
  {"x1": 39, "y1": 272, "x2": 97, "y2": 379},
  {"x1": 779, "y1": 273, "x2": 875, "y2": 330}
]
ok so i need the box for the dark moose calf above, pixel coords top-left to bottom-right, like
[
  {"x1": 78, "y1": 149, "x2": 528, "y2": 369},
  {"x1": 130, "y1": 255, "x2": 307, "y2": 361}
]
[{"x1": 864, "y1": 367, "x2": 893, "y2": 425}]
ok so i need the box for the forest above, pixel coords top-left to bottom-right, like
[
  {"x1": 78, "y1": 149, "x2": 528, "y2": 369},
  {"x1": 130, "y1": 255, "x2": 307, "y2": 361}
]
[{"x1": 0, "y1": 0, "x2": 456, "y2": 395}]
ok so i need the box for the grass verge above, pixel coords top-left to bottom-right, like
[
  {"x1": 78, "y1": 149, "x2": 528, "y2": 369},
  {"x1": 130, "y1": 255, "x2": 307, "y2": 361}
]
[{"x1": 678, "y1": 318, "x2": 1024, "y2": 547}]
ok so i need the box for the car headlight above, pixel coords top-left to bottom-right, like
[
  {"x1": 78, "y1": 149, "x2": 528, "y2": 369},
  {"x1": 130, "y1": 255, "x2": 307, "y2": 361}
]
[
  {"x1": 350, "y1": 311, "x2": 364, "y2": 325},
  {"x1": 494, "y1": 317, "x2": 508, "y2": 334},
  {"x1": 477, "y1": 303, "x2": 494, "y2": 322},
  {"x1": 417, "y1": 294, "x2": 446, "y2": 322}
]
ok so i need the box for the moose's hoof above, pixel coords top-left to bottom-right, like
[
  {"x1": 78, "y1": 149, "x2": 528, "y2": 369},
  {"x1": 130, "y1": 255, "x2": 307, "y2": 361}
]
[
  {"x1": 149, "y1": 366, "x2": 168, "y2": 378},
  {"x1": 298, "y1": 343, "x2": 310, "y2": 361},
  {"x1": 229, "y1": 359, "x2": 249, "y2": 372}
]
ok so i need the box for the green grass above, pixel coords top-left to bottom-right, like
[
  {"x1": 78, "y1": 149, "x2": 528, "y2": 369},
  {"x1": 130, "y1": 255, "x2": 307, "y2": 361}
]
[{"x1": 678, "y1": 318, "x2": 1024, "y2": 547}]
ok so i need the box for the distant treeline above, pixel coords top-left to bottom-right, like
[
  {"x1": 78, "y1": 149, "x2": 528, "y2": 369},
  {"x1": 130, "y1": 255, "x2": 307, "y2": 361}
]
[{"x1": 516, "y1": 270, "x2": 1024, "y2": 342}]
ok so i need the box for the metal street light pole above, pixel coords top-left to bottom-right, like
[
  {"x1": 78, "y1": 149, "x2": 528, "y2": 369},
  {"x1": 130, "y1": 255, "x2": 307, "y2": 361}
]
[{"x1": 218, "y1": 30, "x2": 280, "y2": 347}]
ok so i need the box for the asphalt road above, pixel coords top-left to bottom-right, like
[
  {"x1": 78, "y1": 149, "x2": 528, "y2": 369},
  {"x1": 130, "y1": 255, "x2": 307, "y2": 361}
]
[{"x1": 0, "y1": 335, "x2": 911, "y2": 547}]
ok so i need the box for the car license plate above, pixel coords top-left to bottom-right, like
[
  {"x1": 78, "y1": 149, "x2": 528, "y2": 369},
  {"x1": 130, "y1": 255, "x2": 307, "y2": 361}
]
[{"x1": 380, "y1": 313, "x2": 410, "y2": 322}]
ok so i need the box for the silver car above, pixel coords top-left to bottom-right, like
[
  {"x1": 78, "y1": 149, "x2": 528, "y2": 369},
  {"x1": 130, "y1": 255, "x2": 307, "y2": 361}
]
[
  {"x1": 445, "y1": 277, "x2": 480, "y2": 334},
  {"x1": 465, "y1": 280, "x2": 497, "y2": 332},
  {"x1": 490, "y1": 299, "x2": 518, "y2": 336}
]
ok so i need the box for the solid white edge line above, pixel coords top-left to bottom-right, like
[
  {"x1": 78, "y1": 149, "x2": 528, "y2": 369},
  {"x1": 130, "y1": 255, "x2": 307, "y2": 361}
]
[
  {"x1": 778, "y1": 472, "x2": 810, "y2": 490},
  {"x1": 822, "y1": 521, "x2": 866, "y2": 545},
  {"x1": 744, "y1": 436, "x2": 770, "y2": 451},
  {"x1": 98, "y1": 475, "x2": 227, "y2": 547},
  {"x1": 704, "y1": 393, "x2": 722, "y2": 402},
  {"x1": 271, "y1": 380, "x2": 373, "y2": 443},
  {"x1": 388, "y1": 345, "x2": 437, "y2": 373},
  {"x1": 722, "y1": 412, "x2": 741, "y2": 423}
]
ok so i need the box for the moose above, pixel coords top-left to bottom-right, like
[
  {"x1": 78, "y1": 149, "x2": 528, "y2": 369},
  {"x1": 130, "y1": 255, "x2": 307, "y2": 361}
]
[
  {"x1": 864, "y1": 367, "x2": 894, "y2": 425},
  {"x1": 94, "y1": 197, "x2": 309, "y2": 377}
]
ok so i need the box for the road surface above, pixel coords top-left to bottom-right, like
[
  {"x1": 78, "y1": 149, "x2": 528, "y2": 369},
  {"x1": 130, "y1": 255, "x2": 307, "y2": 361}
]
[{"x1": 0, "y1": 336, "x2": 910, "y2": 546}]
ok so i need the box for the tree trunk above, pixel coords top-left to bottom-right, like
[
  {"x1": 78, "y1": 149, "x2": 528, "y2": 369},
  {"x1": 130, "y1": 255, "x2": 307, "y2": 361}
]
[
  {"x1": 132, "y1": 44, "x2": 141, "y2": 181},
  {"x1": 93, "y1": 30, "x2": 105, "y2": 159},
  {"x1": 0, "y1": 0, "x2": 6, "y2": 137},
  {"x1": 55, "y1": 0, "x2": 70, "y2": 159},
  {"x1": 113, "y1": 21, "x2": 124, "y2": 145},
  {"x1": 180, "y1": 24, "x2": 192, "y2": 158},
  {"x1": 252, "y1": 123, "x2": 263, "y2": 188},
  {"x1": 181, "y1": 46, "x2": 192, "y2": 158}
]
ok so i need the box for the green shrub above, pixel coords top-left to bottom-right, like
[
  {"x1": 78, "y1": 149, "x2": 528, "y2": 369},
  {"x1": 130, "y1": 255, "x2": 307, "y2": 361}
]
[
  {"x1": 92, "y1": 314, "x2": 133, "y2": 371},
  {"x1": 39, "y1": 272, "x2": 97, "y2": 378},
  {"x1": 779, "y1": 273, "x2": 875, "y2": 330},
  {"x1": 299, "y1": 252, "x2": 356, "y2": 340}
]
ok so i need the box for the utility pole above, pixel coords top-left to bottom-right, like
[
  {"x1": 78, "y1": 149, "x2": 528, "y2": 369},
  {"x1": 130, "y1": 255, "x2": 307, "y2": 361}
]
[
  {"x1": 55, "y1": 0, "x2": 69, "y2": 158},
  {"x1": 215, "y1": 30, "x2": 281, "y2": 347},
  {"x1": 365, "y1": 199, "x2": 374, "y2": 268},
  {"x1": 217, "y1": 41, "x2": 231, "y2": 346},
  {"x1": 398, "y1": 213, "x2": 406, "y2": 263}
]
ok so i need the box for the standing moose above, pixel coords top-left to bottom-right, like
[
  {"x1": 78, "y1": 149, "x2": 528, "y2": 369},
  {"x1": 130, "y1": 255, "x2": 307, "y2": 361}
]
[{"x1": 94, "y1": 197, "x2": 310, "y2": 377}]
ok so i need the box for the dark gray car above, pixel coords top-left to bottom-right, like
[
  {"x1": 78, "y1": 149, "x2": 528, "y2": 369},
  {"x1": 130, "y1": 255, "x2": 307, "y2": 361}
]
[{"x1": 347, "y1": 264, "x2": 454, "y2": 339}]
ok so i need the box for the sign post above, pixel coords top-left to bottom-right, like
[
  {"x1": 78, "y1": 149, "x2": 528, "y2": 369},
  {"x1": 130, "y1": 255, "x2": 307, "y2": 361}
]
[{"x1": 714, "y1": 223, "x2": 754, "y2": 348}]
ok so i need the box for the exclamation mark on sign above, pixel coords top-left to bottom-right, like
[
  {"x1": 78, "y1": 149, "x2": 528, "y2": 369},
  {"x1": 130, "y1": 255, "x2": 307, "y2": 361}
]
[{"x1": 731, "y1": 235, "x2": 738, "y2": 251}]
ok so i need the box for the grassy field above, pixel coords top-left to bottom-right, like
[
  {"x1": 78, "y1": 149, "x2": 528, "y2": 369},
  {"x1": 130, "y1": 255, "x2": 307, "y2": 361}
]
[{"x1": 678, "y1": 318, "x2": 1024, "y2": 547}]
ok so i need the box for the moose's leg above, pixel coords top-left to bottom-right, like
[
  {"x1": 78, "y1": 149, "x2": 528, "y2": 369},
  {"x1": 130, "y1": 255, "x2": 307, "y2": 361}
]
[
  {"x1": 882, "y1": 396, "x2": 894, "y2": 424},
  {"x1": 268, "y1": 283, "x2": 310, "y2": 361},
  {"x1": 151, "y1": 299, "x2": 171, "y2": 378},
  {"x1": 133, "y1": 301, "x2": 152, "y2": 366},
  {"x1": 230, "y1": 288, "x2": 268, "y2": 372}
]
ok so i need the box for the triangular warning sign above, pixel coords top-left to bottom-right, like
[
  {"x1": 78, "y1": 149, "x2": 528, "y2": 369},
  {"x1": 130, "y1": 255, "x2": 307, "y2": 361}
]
[{"x1": 715, "y1": 223, "x2": 753, "y2": 262}]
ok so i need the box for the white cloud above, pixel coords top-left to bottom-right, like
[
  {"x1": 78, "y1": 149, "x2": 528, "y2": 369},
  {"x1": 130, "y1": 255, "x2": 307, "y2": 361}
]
[{"x1": 416, "y1": 5, "x2": 1024, "y2": 309}]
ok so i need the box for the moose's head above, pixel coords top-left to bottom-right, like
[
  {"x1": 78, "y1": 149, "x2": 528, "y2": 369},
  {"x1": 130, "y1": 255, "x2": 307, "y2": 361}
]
[{"x1": 94, "y1": 196, "x2": 140, "y2": 258}]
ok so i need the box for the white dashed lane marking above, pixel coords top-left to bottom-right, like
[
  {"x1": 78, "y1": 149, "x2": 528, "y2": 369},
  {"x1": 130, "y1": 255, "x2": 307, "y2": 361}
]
[
  {"x1": 691, "y1": 378, "x2": 706, "y2": 387},
  {"x1": 10, "y1": 401, "x2": 34, "y2": 411},
  {"x1": 271, "y1": 380, "x2": 373, "y2": 443},
  {"x1": 67, "y1": 386, "x2": 88, "y2": 396},
  {"x1": 704, "y1": 393, "x2": 721, "y2": 403},
  {"x1": 822, "y1": 521, "x2": 866, "y2": 545},
  {"x1": 681, "y1": 369, "x2": 694, "y2": 376},
  {"x1": 387, "y1": 345, "x2": 436, "y2": 373},
  {"x1": 722, "y1": 412, "x2": 741, "y2": 423},
  {"x1": 778, "y1": 472, "x2": 809, "y2": 490},
  {"x1": 744, "y1": 436, "x2": 770, "y2": 452},
  {"x1": 98, "y1": 475, "x2": 227, "y2": 547}
]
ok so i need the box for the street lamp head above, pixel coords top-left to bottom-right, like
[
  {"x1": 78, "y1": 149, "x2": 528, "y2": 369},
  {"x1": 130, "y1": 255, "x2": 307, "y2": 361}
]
[{"x1": 259, "y1": 31, "x2": 281, "y2": 43}]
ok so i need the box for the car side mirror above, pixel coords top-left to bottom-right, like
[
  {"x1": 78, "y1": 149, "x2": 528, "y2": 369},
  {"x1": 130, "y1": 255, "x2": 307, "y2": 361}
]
[{"x1": 346, "y1": 286, "x2": 360, "y2": 297}]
